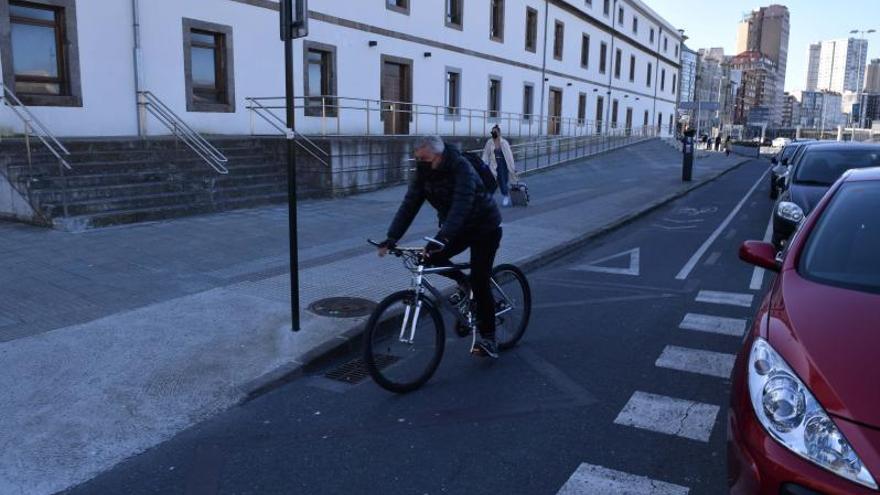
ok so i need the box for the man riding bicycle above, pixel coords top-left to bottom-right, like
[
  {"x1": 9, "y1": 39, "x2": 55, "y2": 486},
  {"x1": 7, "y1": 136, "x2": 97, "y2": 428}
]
[{"x1": 376, "y1": 135, "x2": 503, "y2": 358}]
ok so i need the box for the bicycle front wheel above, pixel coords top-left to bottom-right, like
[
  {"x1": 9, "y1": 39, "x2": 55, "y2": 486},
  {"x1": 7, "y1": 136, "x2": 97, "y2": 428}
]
[
  {"x1": 491, "y1": 264, "x2": 532, "y2": 350},
  {"x1": 363, "y1": 291, "x2": 445, "y2": 393}
]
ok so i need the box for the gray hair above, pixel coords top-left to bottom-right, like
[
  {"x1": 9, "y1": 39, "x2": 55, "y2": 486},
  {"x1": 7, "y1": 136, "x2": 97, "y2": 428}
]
[{"x1": 414, "y1": 135, "x2": 445, "y2": 154}]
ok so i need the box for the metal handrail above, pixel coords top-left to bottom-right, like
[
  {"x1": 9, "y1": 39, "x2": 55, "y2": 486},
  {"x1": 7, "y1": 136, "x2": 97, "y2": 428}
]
[
  {"x1": 0, "y1": 82, "x2": 72, "y2": 170},
  {"x1": 244, "y1": 97, "x2": 330, "y2": 167},
  {"x1": 138, "y1": 91, "x2": 229, "y2": 174},
  {"x1": 246, "y1": 95, "x2": 636, "y2": 139}
]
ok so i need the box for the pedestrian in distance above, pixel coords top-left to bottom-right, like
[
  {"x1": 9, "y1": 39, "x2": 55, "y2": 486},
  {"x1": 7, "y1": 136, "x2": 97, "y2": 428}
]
[
  {"x1": 724, "y1": 136, "x2": 731, "y2": 157},
  {"x1": 482, "y1": 125, "x2": 518, "y2": 207},
  {"x1": 715, "y1": 134, "x2": 722, "y2": 152}
]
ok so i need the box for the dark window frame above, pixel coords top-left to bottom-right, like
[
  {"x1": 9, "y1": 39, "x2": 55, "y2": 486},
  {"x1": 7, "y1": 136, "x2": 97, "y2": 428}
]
[
  {"x1": 643, "y1": 109, "x2": 649, "y2": 126},
  {"x1": 599, "y1": 41, "x2": 608, "y2": 74},
  {"x1": 385, "y1": 0, "x2": 410, "y2": 15},
  {"x1": 660, "y1": 68, "x2": 666, "y2": 91},
  {"x1": 595, "y1": 95, "x2": 604, "y2": 133},
  {"x1": 614, "y1": 48, "x2": 622, "y2": 79},
  {"x1": 672, "y1": 73, "x2": 677, "y2": 93},
  {"x1": 553, "y1": 20, "x2": 564, "y2": 61},
  {"x1": 632, "y1": 16, "x2": 638, "y2": 35},
  {"x1": 524, "y1": 6, "x2": 538, "y2": 53},
  {"x1": 303, "y1": 40, "x2": 338, "y2": 117},
  {"x1": 488, "y1": 75, "x2": 502, "y2": 120},
  {"x1": 522, "y1": 82, "x2": 534, "y2": 121},
  {"x1": 445, "y1": 66, "x2": 462, "y2": 118},
  {"x1": 602, "y1": 0, "x2": 610, "y2": 17},
  {"x1": 577, "y1": 92, "x2": 587, "y2": 124},
  {"x1": 445, "y1": 0, "x2": 463, "y2": 30},
  {"x1": 650, "y1": 28, "x2": 655, "y2": 44},
  {"x1": 611, "y1": 98, "x2": 619, "y2": 128},
  {"x1": 646, "y1": 62, "x2": 652, "y2": 87},
  {"x1": 618, "y1": 6, "x2": 624, "y2": 25},
  {"x1": 629, "y1": 54, "x2": 635, "y2": 82},
  {"x1": 580, "y1": 34, "x2": 590, "y2": 68},
  {"x1": 0, "y1": 0, "x2": 82, "y2": 107},
  {"x1": 490, "y1": 0, "x2": 504, "y2": 43},
  {"x1": 182, "y1": 18, "x2": 235, "y2": 113}
]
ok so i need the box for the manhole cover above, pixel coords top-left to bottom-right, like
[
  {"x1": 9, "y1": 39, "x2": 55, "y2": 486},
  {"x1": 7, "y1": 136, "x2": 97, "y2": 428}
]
[{"x1": 308, "y1": 297, "x2": 376, "y2": 318}]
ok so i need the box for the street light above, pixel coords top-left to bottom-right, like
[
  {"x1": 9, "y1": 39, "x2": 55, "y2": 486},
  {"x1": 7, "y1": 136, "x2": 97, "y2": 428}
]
[{"x1": 850, "y1": 28, "x2": 876, "y2": 129}]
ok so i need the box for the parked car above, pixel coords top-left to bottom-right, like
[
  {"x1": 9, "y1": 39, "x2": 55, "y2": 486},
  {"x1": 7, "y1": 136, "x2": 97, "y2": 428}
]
[
  {"x1": 772, "y1": 137, "x2": 791, "y2": 148},
  {"x1": 769, "y1": 140, "x2": 818, "y2": 199},
  {"x1": 730, "y1": 167, "x2": 880, "y2": 494},
  {"x1": 771, "y1": 142, "x2": 880, "y2": 247}
]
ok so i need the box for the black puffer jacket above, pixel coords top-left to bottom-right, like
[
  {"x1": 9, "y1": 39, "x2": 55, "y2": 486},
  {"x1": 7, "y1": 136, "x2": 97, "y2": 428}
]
[{"x1": 387, "y1": 145, "x2": 501, "y2": 243}]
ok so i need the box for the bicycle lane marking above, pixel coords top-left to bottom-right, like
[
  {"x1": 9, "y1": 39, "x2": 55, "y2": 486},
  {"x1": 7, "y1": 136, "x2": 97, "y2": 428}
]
[{"x1": 674, "y1": 167, "x2": 770, "y2": 281}]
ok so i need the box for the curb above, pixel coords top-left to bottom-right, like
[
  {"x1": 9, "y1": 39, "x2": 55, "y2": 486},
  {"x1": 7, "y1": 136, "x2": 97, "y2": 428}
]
[{"x1": 241, "y1": 155, "x2": 754, "y2": 402}]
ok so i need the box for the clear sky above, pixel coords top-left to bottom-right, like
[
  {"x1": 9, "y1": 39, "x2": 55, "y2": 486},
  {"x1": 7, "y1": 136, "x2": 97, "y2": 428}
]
[{"x1": 647, "y1": 0, "x2": 880, "y2": 93}]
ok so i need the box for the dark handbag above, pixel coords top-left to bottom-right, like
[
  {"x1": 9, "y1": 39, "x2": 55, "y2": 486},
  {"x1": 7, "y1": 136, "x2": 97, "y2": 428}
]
[{"x1": 509, "y1": 182, "x2": 529, "y2": 207}]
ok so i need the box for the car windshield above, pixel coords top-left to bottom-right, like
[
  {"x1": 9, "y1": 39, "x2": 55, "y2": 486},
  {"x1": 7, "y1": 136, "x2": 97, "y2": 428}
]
[
  {"x1": 794, "y1": 149, "x2": 880, "y2": 185},
  {"x1": 800, "y1": 182, "x2": 880, "y2": 294}
]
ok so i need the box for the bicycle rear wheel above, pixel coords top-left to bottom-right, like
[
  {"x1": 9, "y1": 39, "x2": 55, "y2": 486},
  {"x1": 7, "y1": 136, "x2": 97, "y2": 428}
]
[
  {"x1": 491, "y1": 264, "x2": 532, "y2": 350},
  {"x1": 363, "y1": 291, "x2": 445, "y2": 393}
]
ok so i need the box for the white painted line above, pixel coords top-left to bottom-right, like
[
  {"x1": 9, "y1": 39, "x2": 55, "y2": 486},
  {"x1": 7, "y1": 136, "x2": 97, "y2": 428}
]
[
  {"x1": 675, "y1": 168, "x2": 770, "y2": 280},
  {"x1": 614, "y1": 391, "x2": 720, "y2": 442},
  {"x1": 679, "y1": 313, "x2": 748, "y2": 337},
  {"x1": 556, "y1": 463, "x2": 689, "y2": 495},
  {"x1": 576, "y1": 248, "x2": 641, "y2": 276},
  {"x1": 655, "y1": 345, "x2": 736, "y2": 379},
  {"x1": 749, "y1": 215, "x2": 775, "y2": 290},
  {"x1": 696, "y1": 290, "x2": 754, "y2": 308}
]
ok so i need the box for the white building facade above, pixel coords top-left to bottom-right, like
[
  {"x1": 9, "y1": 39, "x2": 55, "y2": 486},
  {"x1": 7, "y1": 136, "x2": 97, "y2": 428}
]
[
  {"x1": 815, "y1": 38, "x2": 869, "y2": 95},
  {"x1": 0, "y1": 0, "x2": 682, "y2": 139}
]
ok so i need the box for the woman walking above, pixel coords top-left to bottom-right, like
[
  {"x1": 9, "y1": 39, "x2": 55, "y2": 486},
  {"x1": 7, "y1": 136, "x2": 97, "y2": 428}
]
[{"x1": 482, "y1": 125, "x2": 518, "y2": 206}]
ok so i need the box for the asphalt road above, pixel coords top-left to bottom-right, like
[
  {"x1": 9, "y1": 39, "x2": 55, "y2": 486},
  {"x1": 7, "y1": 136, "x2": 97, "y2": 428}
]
[{"x1": 65, "y1": 158, "x2": 774, "y2": 495}]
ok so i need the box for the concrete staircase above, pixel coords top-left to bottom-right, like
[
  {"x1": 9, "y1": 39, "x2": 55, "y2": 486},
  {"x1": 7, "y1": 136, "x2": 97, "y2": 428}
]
[{"x1": 0, "y1": 137, "x2": 328, "y2": 231}]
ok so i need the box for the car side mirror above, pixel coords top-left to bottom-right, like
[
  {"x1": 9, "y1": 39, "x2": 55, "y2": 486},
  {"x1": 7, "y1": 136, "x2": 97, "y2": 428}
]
[{"x1": 739, "y1": 241, "x2": 781, "y2": 272}]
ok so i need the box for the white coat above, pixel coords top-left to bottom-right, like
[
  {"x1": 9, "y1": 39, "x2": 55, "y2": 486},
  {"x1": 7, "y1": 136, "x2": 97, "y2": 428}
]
[{"x1": 481, "y1": 137, "x2": 518, "y2": 183}]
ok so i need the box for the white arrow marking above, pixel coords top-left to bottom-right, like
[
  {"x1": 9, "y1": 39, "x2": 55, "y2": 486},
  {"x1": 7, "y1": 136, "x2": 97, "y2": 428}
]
[{"x1": 575, "y1": 248, "x2": 640, "y2": 276}]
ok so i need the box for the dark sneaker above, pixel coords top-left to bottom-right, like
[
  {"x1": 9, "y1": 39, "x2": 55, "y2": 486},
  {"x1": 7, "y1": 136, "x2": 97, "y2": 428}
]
[{"x1": 471, "y1": 337, "x2": 499, "y2": 359}]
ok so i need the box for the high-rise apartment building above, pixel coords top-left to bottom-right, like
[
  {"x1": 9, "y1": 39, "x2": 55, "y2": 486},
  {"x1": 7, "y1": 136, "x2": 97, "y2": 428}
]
[
  {"x1": 735, "y1": 5, "x2": 789, "y2": 125},
  {"x1": 805, "y1": 43, "x2": 821, "y2": 91},
  {"x1": 866, "y1": 59, "x2": 880, "y2": 93},
  {"x1": 815, "y1": 38, "x2": 869, "y2": 94}
]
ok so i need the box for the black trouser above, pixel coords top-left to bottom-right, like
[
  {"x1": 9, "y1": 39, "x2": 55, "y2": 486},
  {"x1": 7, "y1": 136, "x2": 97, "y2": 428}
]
[{"x1": 428, "y1": 226, "x2": 502, "y2": 338}]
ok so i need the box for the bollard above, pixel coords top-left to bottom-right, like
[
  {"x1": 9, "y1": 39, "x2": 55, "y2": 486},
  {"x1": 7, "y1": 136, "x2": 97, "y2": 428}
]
[{"x1": 682, "y1": 129, "x2": 695, "y2": 182}]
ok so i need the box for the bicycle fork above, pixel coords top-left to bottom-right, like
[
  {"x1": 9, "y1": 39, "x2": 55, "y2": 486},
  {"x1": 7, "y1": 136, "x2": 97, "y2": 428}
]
[{"x1": 399, "y1": 267, "x2": 425, "y2": 345}]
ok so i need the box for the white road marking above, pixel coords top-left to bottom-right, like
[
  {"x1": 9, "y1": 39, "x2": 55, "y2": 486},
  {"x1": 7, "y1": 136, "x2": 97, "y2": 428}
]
[
  {"x1": 614, "y1": 391, "x2": 720, "y2": 442},
  {"x1": 749, "y1": 215, "x2": 775, "y2": 290},
  {"x1": 696, "y1": 290, "x2": 754, "y2": 308},
  {"x1": 675, "y1": 169, "x2": 770, "y2": 280},
  {"x1": 556, "y1": 463, "x2": 689, "y2": 495},
  {"x1": 655, "y1": 345, "x2": 736, "y2": 379},
  {"x1": 575, "y1": 248, "x2": 640, "y2": 276},
  {"x1": 679, "y1": 313, "x2": 748, "y2": 337}
]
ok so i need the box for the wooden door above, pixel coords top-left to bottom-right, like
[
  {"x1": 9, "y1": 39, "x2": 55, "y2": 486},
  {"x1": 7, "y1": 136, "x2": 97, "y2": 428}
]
[
  {"x1": 382, "y1": 61, "x2": 411, "y2": 135},
  {"x1": 548, "y1": 88, "x2": 563, "y2": 135}
]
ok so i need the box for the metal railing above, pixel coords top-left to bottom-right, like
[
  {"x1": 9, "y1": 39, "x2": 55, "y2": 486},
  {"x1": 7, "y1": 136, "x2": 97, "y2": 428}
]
[
  {"x1": 138, "y1": 91, "x2": 229, "y2": 174},
  {"x1": 0, "y1": 82, "x2": 72, "y2": 170},
  {"x1": 244, "y1": 96, "x2": 329, "y2": 167},
  {"x1": 246, "y1": 95, "x2": 638, "y2": 139},
  {"x1": 0, "y1": 81, "x2": 72, "y2": 217}
]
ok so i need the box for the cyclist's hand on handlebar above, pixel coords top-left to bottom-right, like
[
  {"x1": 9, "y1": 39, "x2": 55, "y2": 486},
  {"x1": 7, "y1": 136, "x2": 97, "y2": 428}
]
[
  {"x1": 422, "y1": 237, "x2": 447, "y2": 259},
  {"x1": 376, "y1": 238, "x2": 396, "y2": 257}
]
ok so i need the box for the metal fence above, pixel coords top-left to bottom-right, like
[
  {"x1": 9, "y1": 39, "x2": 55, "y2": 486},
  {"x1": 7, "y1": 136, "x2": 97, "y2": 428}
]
[{"x1": 246, "y1": 95, "x2": 635, "y2": 139}]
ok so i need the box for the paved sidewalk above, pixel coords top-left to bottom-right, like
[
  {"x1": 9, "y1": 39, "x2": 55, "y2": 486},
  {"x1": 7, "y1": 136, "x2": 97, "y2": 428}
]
[{"x1": 0, "y1": 139, "x2": 749, "y2": 494}]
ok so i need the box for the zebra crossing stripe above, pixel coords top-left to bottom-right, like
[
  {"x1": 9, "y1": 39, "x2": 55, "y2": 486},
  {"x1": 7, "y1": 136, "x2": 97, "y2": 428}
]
[
  {"x1": 556, "y1": 463, "x2": 689, "y2": 494},
  {"x1": 695, "y1": 290, "x2": 754, "y2": 308},
  {"x1": 679, "y1": 313, "x2": 748, "y2": 337},
  {"x1": 614, "y1": 391, "x2": 720, "y2": 442},
  {"x1": 655, "y1": 345, "x2": 735, "y2": 379}
]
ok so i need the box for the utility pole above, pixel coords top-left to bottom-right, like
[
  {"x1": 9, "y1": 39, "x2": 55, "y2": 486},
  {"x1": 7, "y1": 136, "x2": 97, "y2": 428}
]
[{"x1": 280, "y1": 0, "x2": 308, "y2": 331}]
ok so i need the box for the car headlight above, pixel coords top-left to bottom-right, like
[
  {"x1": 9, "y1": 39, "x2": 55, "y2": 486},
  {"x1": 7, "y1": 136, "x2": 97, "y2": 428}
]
[
  {"x1": 748, "y1": 338, "x2": 877, "y2": 489},
  {"x1": 776, "y1": 201, "x2": 804, "y2": 223}
]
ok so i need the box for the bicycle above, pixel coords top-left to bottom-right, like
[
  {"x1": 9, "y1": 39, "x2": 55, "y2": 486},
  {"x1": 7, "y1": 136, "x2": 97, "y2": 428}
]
[{"x1": 364, "y1": 238, "x2": 532, "y2": 393}]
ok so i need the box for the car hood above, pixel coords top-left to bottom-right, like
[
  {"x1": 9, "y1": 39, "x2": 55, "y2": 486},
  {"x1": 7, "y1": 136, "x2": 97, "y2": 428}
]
[
  {"x1": 788, "y1": 184, "x2": 829, "y2": 215},
  {"x1": 773, "y1": 272, "x2": 880, "y2": 428}
]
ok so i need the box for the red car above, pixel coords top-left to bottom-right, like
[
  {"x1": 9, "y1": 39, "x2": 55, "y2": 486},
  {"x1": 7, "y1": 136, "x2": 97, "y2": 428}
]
[{"x1": 730, "y1": 167, "x2": 880, "y2": 494}]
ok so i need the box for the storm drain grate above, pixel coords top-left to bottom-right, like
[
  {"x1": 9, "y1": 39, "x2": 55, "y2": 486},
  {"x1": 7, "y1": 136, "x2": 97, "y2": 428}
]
[
  {"x1": 324, "y1": 354, "x2": 399, "y2": 384},
  {"x1": 308, "y1": 297, "x2": 376, "y2": 318}
]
